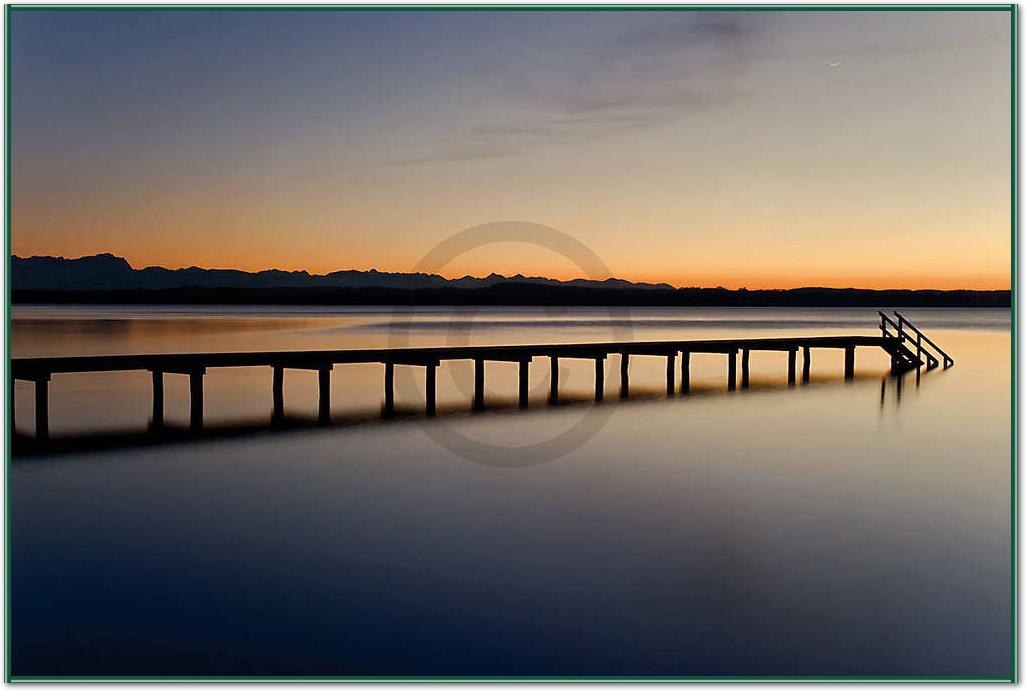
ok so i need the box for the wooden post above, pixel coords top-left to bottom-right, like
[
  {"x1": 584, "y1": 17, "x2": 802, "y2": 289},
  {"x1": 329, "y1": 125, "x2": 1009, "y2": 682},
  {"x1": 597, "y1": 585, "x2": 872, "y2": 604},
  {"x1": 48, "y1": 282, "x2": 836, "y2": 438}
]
[
  {"x1": 34, "y1": 376, "x2": 49, "y2": 441},
  {"x1": 474, "y1": 358, "x2": 485, "y2": 410},
  {"x1": 680, "y1": 351, "x2": 690, "y2": 394},
  {"x1": 787, "y1": 349, "x2": 797, "y2": 386},
  {"x1": 741, "y1": 349, "x2": 750, "y2": 388},
  {"x1": 426, "y1": 363, "x2": 437, "y2": 416},
  {"x1": 802, "y1": 346, "x2": 811, "y2": 384},
  {"x1": 620, "y1": 353, "x2": 629, "y2": 399},
  {"x1": 666, "y1": 353, "x2": 676, "y2": 396},
  {"x1": 272, "y1": 366, "x2": 284, "y2": 421},
  {"x1": 318, "y1": 367, "x2": 331, "y2": 424},
  {"x1": 727, "y1": 351, "x2": 737, "y2": 391},
  {"x1": 384, "y1": 362, "x2": 395, "y2": 417},
  {"x1": 916, "y1": 333, "x2": 923, "y2": 368},
  {"x1": 189, "y1": 370, "x2": 204, "y2": 431},
  {"x1": 151, "y1": 370, "x2": 164, "y2": 427},
  {"x1": 594, "y1": 358, "x2": 604, "y2": 401},
  {"x1": 518, "y1": 360, "x2": 529, "y2": 409},
  {"x1": 844, "y1": 346, "x2": 855, "y2": 380},
  {"x1": 549, "y1": 357, "x2": 559, "y2": 404}
]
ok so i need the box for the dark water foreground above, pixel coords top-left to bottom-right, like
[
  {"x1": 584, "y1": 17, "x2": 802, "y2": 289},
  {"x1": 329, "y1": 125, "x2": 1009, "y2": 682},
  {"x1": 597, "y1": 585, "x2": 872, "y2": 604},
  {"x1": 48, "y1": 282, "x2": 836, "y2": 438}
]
[{"x1": 9, "y1": 307, "x2": 1012, "y2": 677}]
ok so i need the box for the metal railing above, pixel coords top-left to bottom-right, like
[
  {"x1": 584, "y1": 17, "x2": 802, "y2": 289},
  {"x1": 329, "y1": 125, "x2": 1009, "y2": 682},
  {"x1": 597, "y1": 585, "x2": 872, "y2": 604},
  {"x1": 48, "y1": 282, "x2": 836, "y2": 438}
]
[{"x1": 878, "y1": 311, "x2": 954, "y2": 369}]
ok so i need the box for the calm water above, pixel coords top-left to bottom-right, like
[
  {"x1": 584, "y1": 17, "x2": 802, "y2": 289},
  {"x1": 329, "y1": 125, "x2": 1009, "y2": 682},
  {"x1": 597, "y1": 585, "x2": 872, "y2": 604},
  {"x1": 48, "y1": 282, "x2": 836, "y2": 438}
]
[{"x1": 10, "y1": 306, "x2": 1013, "y2": 677}]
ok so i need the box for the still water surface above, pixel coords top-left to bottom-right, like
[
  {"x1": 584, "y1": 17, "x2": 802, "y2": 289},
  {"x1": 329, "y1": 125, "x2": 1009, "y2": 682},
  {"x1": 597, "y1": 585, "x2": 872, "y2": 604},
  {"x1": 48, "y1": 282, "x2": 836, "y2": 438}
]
[{"x1": 10, "y1": 306, "x2": 1012, "y2": 676}]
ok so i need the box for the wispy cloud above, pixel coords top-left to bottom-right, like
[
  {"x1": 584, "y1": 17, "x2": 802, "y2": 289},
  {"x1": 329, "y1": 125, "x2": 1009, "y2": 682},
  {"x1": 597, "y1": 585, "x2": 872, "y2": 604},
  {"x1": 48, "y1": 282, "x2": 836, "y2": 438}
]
[{"x1": 392, "y1": 13, "x2": 769, "y2": 165}]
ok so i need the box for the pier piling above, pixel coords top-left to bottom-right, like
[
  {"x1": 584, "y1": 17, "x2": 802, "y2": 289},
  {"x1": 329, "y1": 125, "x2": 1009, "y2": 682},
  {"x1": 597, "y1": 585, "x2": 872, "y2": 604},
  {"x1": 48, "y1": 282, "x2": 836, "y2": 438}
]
[
  {"x1": 787, "y1": 349, "x2": 797, "y2": 386},
  {"x1": 272, "y1": 365, "x2": 284, "y2": 421},
  {"x1": 384, "y1": 363, "x2": 395, "y2": 417},
  {"x1": 741, "y1": 349, "x2": 751, "y2": 388},
  {"x1": 426, "y1": 363, "x2": 437, "y2": 416},
  {"x1": 34, "y1": 376, "x2": 49, "y2": 441},
  {"x1": 727, "y1": 351, "x2": 737, "y2": 391},
  {"x1": 550, "y1": 357, "x2": 559, "y2": 404},
  {"x1": 318, "y1": 367, "x2": 331, "y2": 424},
  {"x1": 844, "y1": 346, "x2": 855, "y2": 381},
  {"x1": 620, "y1": 354, "x2": 629, "y2": 399},
  {"x1": 666, "y1": 353, "x2": 676, "y2": 396},
  {"x1": 680, "y1": 351, "x2": 690, "y2": 394},
  {"x1": 474, "y1": 359, "x2": 485, "y2": 410},
  {"x1": 802, "y1": 346, "x2": 811, "y2": 384},
  {"x1": 189, "y1": 370, "x2": 204, "y2": 431},
  {"x1": 519, "y1": 360, "x2": 529, "y2": 409},
  {"x1": 594, "y1": 357, "x2": 604, "y2": 401},
  {"x1": 151, "y1": 370, "x2": 164, "y2": 427}
]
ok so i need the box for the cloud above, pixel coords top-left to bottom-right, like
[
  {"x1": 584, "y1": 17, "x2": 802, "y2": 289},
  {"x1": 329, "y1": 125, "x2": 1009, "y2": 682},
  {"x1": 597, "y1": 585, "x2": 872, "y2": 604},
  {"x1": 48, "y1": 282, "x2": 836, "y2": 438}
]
[{"x1": 392, "y1": 12, "x2": 769, "y2": 165}]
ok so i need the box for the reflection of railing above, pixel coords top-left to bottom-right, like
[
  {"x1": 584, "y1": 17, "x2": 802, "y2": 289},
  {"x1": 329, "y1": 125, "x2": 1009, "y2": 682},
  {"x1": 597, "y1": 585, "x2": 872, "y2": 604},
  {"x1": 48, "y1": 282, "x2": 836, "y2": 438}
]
[{"x1": 877, "y1": 311, "x2": 954, "y2": 370}]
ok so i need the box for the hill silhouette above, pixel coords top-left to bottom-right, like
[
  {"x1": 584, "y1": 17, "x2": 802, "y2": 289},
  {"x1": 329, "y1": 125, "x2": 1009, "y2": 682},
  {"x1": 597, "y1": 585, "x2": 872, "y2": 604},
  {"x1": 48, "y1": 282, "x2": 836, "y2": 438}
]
[{"x1": 10, "y1": 253, "x2": 1010, "y2": 307}]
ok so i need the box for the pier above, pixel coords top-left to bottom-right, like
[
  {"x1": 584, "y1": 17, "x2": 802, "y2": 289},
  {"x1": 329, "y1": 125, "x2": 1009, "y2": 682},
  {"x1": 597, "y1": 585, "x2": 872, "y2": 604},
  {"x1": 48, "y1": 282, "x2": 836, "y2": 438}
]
[{"x1": 11, "y1": 312, "x2": 953, "y2": 441}]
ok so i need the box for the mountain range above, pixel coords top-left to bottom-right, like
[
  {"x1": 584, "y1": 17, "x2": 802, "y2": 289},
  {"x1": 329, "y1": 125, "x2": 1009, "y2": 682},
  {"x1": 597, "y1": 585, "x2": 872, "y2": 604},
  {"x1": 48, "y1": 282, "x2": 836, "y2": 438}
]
[
  {"x1": 10, "y1": 253, "x2": 1011, "y2": 307},
  {"x1": 11, "y1": 253, "x2": 675, "y2": 292}
]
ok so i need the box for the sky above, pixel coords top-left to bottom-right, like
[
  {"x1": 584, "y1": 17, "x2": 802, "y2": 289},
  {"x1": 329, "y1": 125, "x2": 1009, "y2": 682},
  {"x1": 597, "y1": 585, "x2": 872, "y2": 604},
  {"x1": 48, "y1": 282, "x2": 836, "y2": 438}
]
[{"x1": 10, "y1": 9, "x2": 1012, "y2": 290}]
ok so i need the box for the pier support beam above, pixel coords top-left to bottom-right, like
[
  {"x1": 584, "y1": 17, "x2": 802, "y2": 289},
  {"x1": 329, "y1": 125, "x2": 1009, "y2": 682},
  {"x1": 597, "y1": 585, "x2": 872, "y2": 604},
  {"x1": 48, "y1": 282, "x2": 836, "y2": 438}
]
[
  {"x1": 272, "y1": 366, "x2": 284, "y2": 421},
  {"x1": 189, "y1": 370, "x2": 204, "y2": 431},
  {"x1": 384, "y1": 363, "x2": 395, "y2": 417},
  {"x1": 550, "y1": 357, "x2": 559, "y2": 404},
  {"x1": 318, "y1": 367, "x2": 332, "y2": 424},
  {"x1": 426, "y1": 363, "x2": 437, "y2": 416},
  {"x1": 666, "y1": 353, "x2": 676, "y2": 396},
  {"x1": 844, "y1": 346, "x2": 855, "y2": 381},
  {"x1": 474, "y1": 359, "x2": 485, "y2": 411},
  {"x1": 741, "y1": 349, "x2": 750, "y2": 388},
  {"x1": 594, "y1": 358, "x2": 604, "y2": 401},
  {"x1": 802, "y1": 347, "x2": 811, "y2": 384},
  {"x1": 519, "y1": 360, "x2": 530, "y2": 409},
  {"x1": 727, "y1": 351, "x2": 737, "y2": 391},
  {"x1": 620, "y1": 354, "x2": 629, "y2": 399},
  {"x1": 34, "y1": 376, "x2": 49, "y2": 441},
  {"x1": 787, "y1": 349, "x2": 797, "y2": 386},
  {"x1": 680, "y1": 352, "x2": 690, "y2": 394},
  {"x1": 151, "y1": 370, "x2": 164, "y2": 428}
]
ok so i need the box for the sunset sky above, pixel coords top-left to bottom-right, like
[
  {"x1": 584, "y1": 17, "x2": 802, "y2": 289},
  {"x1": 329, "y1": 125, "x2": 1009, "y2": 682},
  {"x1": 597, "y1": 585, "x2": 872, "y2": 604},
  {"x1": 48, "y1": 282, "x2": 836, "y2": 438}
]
[{"x1": 10, "y1": 9, "x2": 1012, "y2": 290}]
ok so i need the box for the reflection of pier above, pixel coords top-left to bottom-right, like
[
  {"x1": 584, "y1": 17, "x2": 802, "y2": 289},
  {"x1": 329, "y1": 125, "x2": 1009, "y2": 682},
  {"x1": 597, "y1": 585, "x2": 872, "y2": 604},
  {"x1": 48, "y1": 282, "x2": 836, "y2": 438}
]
[{"x1": 11, "y1": 312, "x2": 952, "y2": 441}]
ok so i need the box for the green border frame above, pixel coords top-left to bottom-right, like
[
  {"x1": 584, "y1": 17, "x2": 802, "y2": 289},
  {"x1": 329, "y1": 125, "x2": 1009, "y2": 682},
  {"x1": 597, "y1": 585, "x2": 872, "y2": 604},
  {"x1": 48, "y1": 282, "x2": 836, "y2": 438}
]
[{"x1": 2, "y1": 3, "x2": 1017, "y2": 683}]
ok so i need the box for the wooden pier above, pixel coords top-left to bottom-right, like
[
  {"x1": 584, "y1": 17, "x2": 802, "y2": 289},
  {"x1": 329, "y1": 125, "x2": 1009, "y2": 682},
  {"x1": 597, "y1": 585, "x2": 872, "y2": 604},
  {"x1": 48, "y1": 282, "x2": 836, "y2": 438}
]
[{"x1": 11, "y1": 311, "x2": 953, "y2": 441}]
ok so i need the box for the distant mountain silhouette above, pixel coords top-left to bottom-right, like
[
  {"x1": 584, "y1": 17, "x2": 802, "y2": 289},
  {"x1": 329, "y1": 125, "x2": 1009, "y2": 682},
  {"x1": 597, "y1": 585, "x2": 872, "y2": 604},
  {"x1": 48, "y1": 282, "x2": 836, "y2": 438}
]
[
  {"x1": 10, "y1": 253, "x2": 1010, "y2": 307},
  {"x1": 11, "y1": 253, "x2": 674, "y2": 292}
]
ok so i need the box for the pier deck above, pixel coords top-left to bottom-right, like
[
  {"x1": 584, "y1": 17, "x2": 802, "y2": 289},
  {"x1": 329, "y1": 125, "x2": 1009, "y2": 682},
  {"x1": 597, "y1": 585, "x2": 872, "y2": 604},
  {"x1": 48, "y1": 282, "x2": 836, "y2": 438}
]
[{"x1": 10, "y1": 312, "x2": 953, "y2": 440}]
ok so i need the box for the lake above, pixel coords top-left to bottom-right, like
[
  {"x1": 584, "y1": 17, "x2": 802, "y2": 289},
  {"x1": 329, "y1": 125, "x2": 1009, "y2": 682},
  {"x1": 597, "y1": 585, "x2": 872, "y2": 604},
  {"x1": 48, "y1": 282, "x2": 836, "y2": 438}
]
[{"x1": 9, "y1": 305, "x2": 1013, "y2": 677}]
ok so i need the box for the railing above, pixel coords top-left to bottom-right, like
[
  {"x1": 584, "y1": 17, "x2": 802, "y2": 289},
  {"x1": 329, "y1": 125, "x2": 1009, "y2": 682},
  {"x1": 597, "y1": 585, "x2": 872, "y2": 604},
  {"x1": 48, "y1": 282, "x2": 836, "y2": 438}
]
[{"x1": 878, "y1": 311, "x2": 953, "y2": 369}]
